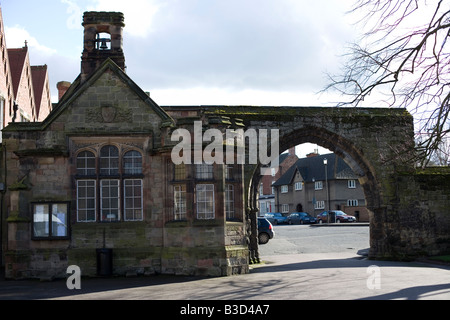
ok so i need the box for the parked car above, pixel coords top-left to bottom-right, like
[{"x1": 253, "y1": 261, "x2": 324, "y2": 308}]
[
  {"x1": 287, "y1": 212, "x2": 317, "y2": 224},
  {"x1": 316, "y1": 210, "x2": 356, "y2": 223},
  {"x1": 264, "y1": 212, "x2": 288, "y2": 225},
  {"x1": 258, "y1": 217, "x2": 274, "y2": 244}
]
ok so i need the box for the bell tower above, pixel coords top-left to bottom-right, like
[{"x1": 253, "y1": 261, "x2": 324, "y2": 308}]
[{"x1": 81, "y1": 12, "x2": 126, "y2": 81}]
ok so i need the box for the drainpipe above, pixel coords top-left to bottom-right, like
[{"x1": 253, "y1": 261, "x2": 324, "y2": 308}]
[{"x1": 0, "y1": 144, "x2": 6, "y2": 268}]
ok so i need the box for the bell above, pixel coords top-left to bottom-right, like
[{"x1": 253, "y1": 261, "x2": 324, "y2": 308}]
[{"x1": 99, "y1": 39, "x2": 109, "y2": 50}]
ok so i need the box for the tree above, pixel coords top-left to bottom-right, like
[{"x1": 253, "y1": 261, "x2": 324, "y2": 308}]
[{"x1": 325, "y1": 0, "x2": 450, "y2": 167}]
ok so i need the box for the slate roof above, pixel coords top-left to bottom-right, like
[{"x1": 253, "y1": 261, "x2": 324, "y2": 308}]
[
  {"x1": 7, "y1": 47, "x2": 28, "y2": 97},
  {"x1": 31, "y1": 65, "x2": 48, "y2": 119},
  {"x1": 273, "y1": 153, "x2": 357, "y2": 186}
]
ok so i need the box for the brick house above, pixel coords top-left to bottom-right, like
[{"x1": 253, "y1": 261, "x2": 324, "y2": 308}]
[
  {"x1": 273, "y1": 153, "x2": 369, "y2": 221},
  {"x1": 1, "y1": 11, "x2": 248, "y2": 279},
  {"x1": 0, "y1": 7, "x2": 52, "y2": 137},
  {"x1": 258, "y1": 147, "x2": 298, "y2": 216}
]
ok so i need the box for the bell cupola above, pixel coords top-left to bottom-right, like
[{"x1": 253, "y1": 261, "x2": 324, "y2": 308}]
[{"x1": 81, "y1": 11, "x2": 126, "y2": 81}]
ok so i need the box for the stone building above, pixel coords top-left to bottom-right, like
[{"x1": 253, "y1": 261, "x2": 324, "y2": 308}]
[
  {"x1": 273, "y1": 153, "x2": 369, "y2": 221},
  {"x1": 1, "y1": 11, "x2": 248, "y2": 280}
]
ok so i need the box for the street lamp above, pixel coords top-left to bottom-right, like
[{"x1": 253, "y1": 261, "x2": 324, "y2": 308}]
[
  {"x1": 323, "y1": 158, "x2": 331, "y2": 222},
  {"x1": 312, "y1": 177, "x2": 316, "y2": 214}
]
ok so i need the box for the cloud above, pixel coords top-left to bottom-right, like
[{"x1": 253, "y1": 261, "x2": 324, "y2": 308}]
[
  {"x1": 5, "y1": 26, "x2": 57, "y2": 55},
  {"x1": 87, "y1": 0, "x2": 161, "y2": 37},
  {"x1": 123, "y1": 0, "x2": 355, "y2": 98}
]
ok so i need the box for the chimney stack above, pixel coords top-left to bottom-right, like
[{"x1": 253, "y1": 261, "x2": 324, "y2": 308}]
[{"x1": 57, "y1": 81, "x2": 71, "y2": 101}]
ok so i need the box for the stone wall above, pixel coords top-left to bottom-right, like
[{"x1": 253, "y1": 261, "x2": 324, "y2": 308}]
[{"x1": 372, "y1": 168, "x2": 450, "y2": 260}]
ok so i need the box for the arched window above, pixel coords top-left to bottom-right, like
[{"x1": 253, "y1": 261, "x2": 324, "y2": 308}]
[
  {"x1": 123, "y1": 150, "x2": 142, "y2": 175},
  {"x1": 100, "y1": 145, "x2": 119, "y2": 176},
  {"x1": 77, "y1": 151, "x2": 96, "y2": 176},
  {"x1": 76, "y1": 144, "x2": 144, "y2": 222}
]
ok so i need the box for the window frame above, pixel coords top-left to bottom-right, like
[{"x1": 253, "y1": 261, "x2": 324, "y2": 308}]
[
  {"x1": 348, "y1": 179, "x2": 356, "y2": 189},
  {"x1": 75, "y1": 145, "x2": 144, "y2": 223},
  {"x1": 32, "y1": 202, "x2": 70, "y2": 240},
  {"x1": 124, "y1": 179, "x2": 144, "y2": 221},
  {"x1": 173, "y1": 184, "x2": 187, "y2": 221},
  {"x1": 76, "y1": 179, "x2": 97, "y2": 222},
  {"x1": 225, "y1": 184, "x2": 235, "y2": 220},
  {"x1": 196, "y1": 184, "x2": 215, "y2": 220}
]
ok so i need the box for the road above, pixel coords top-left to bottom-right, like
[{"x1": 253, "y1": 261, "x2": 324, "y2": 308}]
[
  {"x1": 2, "y1": 223, "x2": 450, "y2": 302},
  {"x1": 259, "y1": 224, "x2": 370, "y2": 256}
]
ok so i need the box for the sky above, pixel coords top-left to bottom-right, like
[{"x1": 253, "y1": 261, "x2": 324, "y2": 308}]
[{"x1": 0, "y1": 0, "x2": 358, "y2": 157}]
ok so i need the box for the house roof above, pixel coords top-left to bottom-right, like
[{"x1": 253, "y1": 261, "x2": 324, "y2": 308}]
[
  {"x1": 7, "y1": 47, "x2": 28, "y2": 97},
  {"x1": 4, "y1": 58, "x2": 174, "y2": 132},
  {"x1": 31, "y1": 65, "x2": 48, "y2": 118},
  {"x1": 273, "y1": 153, "x2": 357, "y2": 186}
]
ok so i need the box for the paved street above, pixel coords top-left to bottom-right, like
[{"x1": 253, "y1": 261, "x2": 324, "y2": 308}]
[
  {"x1": 1, "y1": 224, "x2": 450, "y2": 302},
  {"x1": 259, "y1": 224, "x2": 370, "y2": 256}
]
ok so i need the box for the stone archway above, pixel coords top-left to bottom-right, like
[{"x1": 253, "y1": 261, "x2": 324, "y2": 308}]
[
  {"x1": 201, "y1": 105, "x2": 419, "y2": 260},
  {"x1": 246, "y1": 125, "x2": 382, "y2": 260}
]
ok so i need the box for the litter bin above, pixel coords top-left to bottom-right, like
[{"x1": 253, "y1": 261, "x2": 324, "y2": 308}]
[
  {"x1": 96, "y1": 248, "x2": 113, "y2": 277},
  {"x1": 329, "y1": 212, "x2": 336, "y2": 223}
]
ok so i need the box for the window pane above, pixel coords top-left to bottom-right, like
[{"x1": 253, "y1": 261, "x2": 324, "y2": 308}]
[
  {"x1": 174, "y1": 164, "x2": 186, "y2": 180},
  {"x1": 77, "y1": 151, "x2": 96, "y2": 175},
  {"x1": 174, "y1": 185, "x2": 186, "y2": 220},
  {"x1": 196, "y1": 184, "x2": 214, "y2": 219},
  {"x1": 124, "y1": 179, "x2": 143, "y2": 221},
  {"x1": 195, "y1": 164, "x2": 213, "y2": 180},
  {"x1": 101, "y1": 179, "x2": 120, "y2": 221},
  {"x1": 100, "y1": 145, "x2": 119, "y2": 175},
  {"x1": 77, "y1": 180, "x2": 96, "y2": 222},
  {"x1": 33, "y1": 204, "x2": 49, "y2": 237},
  {"x1": 52, "y1": 203, "x2": 68, "y2": 237},
  {"x1": 123, "y1": 151, "x2": 142, "y2": 175},
  {"x1": 225, "y1": 184, "x2": 234, "y2": 219}
]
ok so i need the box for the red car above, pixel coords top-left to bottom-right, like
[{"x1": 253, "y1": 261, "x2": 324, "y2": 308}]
[{"x1": 316, "y1": 210, "x2": 356, "y2": 223}]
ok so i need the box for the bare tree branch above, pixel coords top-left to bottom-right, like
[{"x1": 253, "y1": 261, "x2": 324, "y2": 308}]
[{"x1": 325, "y1": 0, "x2": 450, "y2": 167}]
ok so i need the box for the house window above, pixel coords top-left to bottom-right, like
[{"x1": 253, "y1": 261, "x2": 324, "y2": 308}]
[
  {"x1": 281, "y1": 185, "x2": 288, "y2": 193},
  {"x1": 123, "y1": 151, "x2": 142, "y2": 175},
  {"x1": 100, "y1": 145, "x2": 119, "y2": 176},
  {"x1": 77, "y1": 180, "x2": 96, "y2": 222},
  {"x1": 348, "y1": 180, "x2": 356, "y2": 189},
  {"x1": 225, "y1": 165, "x2": 234, "y2": 180},
  {"x1": 32, "y1": 202, "x2": 69, "y2": 239},
  {"x1": 225, "y1": 184, "x2": 234, "y2": 219},
  {"x1": 77, "y1": 151, "x2": 96, "y2": 176},
  {"x1": 195, "y1": 163, "x2": 214, "y2": 180},
  {"x1": 101, "y1": 179, "x2": 120, "y2": 222},
  {"x1": 282, "y1": 204, "x2": 289, "y2": 213},
  {"x1": 174, "y1": 164, "x2": 186, "y2": 181},
  {"x1": 174, "y1": 185, "x2": 187, "y2": 220},
  {"x1": 315, "y1": 181, "x2": 323, "y2": 190},
  {"x1": 315, "y1": 200, "x2": 325, "y2": 210},
  {"x1": 124, "y1": 179, "x2": 143, "y2": 221},
  {"x1": 196, "y1": 184, "x2": 214, "y2": 219},
  {"x1": 295, "y1": 181, "x2": 303, "y2": 191},
  {"x1": 347, "y1": 199, "x2": 359, "y2": 207},
  {"x1": 76, "y1": 145, "x2": 144, "y2": 222}
]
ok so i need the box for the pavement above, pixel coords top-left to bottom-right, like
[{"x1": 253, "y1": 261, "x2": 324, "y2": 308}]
[{"x1": 1, "y1": 250, "x2": 449, "y2": 301}]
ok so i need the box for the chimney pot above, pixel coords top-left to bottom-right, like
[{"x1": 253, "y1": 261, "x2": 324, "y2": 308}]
[{"x1": 57, "y1": 81, "x2": 71, "y2": 101}]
